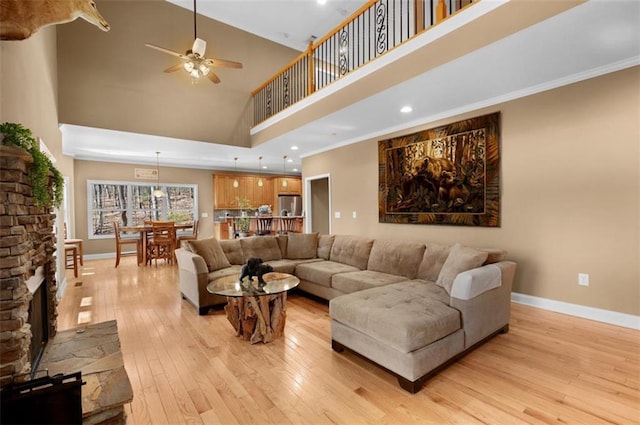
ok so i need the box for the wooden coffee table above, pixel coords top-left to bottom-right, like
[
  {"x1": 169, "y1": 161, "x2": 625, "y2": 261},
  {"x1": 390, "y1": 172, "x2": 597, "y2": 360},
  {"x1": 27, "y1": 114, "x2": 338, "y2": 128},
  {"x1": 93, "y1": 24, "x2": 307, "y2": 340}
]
[{"x1": 207, "y1": 272, "x2": 300, "y2": 344}]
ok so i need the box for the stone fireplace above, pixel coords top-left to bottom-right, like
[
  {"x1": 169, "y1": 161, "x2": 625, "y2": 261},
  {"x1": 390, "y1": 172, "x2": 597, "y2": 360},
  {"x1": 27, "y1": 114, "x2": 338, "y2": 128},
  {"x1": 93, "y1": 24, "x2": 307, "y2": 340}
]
[{"x1": 0, "y1": 145, "x2": 58, "y2": 386}]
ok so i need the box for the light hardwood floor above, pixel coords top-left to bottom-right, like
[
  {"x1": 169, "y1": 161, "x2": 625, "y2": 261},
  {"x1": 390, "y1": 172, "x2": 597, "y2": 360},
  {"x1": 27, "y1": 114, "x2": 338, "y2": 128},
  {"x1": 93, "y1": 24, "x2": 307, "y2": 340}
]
[{"x1": 56, "y1": 258, "x2": 640, "y2": 425}]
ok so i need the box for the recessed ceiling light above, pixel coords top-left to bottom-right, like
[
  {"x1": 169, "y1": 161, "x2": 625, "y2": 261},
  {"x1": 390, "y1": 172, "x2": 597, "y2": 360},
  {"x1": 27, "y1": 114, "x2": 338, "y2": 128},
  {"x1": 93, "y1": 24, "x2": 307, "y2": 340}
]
[
  {"x1": 291, "y1": 146, "x2": 299, "y2": 150},
  {"x1": 400, "y1": 106, "x2": 413, "y2": 113},
  {"x1": 262, "y1": 165, "x2": 268, "y2": 169},
  {"x1": 287, "y1": 158, "x2": 293, "y2": 163},
  {"x1": 293, "y1": 168, "x2": 299, "y2": 172},
  {"x1": 317, "y1": 0, "x2": 327, "y2": 4}
]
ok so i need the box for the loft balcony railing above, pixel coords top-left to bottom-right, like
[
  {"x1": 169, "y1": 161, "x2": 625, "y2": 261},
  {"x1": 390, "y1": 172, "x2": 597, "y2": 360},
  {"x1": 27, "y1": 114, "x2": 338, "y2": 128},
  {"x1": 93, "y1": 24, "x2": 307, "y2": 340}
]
[{"x1": 251, "y1": 0, "x2": 475, "y2": 126}]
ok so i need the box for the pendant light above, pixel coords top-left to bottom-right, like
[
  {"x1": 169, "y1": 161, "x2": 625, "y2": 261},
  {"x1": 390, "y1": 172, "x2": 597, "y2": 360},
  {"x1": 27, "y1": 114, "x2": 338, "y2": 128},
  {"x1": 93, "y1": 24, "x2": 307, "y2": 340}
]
[
  {"x1": 282, "y1": 155, "x2": 288, "y2": 188},
  {"x1": 153, "y1": 152, "x2": 165, "y2": 198},
  {"x1": 257, "y1": 156, "x2": 264, "y2": 187},
  {"x1": 233, "y1": 157, "x2": 239, "y2": 188}
]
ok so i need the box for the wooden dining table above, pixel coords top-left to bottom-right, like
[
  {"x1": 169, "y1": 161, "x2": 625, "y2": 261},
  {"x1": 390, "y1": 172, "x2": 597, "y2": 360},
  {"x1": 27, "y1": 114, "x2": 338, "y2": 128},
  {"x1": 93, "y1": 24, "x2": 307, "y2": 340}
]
[{"x1": 120, "y1": 223, "x2": 193, "y2": 265}]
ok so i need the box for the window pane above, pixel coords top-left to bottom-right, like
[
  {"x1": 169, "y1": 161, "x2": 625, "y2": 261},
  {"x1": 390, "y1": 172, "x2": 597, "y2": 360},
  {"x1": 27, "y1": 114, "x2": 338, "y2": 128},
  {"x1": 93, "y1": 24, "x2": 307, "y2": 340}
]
[{"x1": 88, "y1": 180, "x2": 197, "y2": 239}]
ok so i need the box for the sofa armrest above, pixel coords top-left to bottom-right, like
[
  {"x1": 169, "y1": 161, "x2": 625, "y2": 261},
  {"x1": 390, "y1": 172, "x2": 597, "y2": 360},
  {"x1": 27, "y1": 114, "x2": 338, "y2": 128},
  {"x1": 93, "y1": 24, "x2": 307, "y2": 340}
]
[
  {"x1": 449, "y1": 261, "x2": 517, "y2": 349},
  {"x1": 450, "y1": 264, "x2": 502, "y2": 300},
  {"x1": 175, "y1": 248, "x2": 225, "y2": 314},
  {"x1": 175, "y1": 248, "x2": 209, "y2": 275}
]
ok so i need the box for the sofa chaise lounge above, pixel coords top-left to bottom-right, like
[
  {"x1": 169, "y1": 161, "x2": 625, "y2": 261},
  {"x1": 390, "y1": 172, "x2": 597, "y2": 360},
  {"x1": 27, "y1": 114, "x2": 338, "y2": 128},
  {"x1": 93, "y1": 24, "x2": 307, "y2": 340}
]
[{"x1": 175, "y1": 233, "x2": 516, "y2": 392}]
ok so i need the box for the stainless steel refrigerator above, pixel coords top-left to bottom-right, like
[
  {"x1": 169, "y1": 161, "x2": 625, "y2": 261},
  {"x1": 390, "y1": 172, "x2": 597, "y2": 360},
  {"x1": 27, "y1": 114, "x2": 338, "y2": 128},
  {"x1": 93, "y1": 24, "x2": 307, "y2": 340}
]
[{"x1": 278, "y1": 195, "x2": 302, "y2": 216}]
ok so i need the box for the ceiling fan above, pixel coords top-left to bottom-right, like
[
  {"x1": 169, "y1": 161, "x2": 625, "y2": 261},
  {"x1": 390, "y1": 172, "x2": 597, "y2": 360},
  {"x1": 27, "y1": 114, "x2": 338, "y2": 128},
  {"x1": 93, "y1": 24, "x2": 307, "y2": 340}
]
[{"x1": 145, "y1": 0, "x2": 242, "y2": 84}]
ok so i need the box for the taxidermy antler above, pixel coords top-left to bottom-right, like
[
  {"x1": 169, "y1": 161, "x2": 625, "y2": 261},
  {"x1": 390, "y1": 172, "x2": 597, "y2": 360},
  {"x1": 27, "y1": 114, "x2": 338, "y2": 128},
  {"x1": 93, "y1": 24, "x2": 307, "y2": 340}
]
[{"x1": 0, "y1": 0, "x2": 110, "y2": 41}]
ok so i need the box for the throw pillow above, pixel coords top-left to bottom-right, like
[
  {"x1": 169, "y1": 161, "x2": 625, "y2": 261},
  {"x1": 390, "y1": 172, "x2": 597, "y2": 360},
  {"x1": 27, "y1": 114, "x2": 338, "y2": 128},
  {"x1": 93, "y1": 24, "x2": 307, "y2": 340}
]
[
  {"x1": 187, "y1": 238, "x2": 231, "y2": 272},
  {"x1": 219, "y1": 239, "x2": 243, "y2": 265},
  {"x1": 317, "y1": 235, "x2": 335, "y2": 260},
  {"x1": 436, "y1": 243, "x2": 488, "y2": 295},
  {"x1": 287, "y1": 232, "x2": 319, "y2": 259}
]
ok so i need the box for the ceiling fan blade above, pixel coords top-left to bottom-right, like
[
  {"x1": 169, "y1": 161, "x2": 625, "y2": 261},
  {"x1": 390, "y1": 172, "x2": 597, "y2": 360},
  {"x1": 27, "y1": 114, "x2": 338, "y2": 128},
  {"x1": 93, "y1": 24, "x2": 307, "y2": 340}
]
[
  {"x1": 164, "y1": 63, "x2": 184, "y2": 73},
  {"x1": 145, "y1": 43, "x2": 185, "y2": 59},
  {"x1": 208, "y1": 71, "x2": 221, "y2": 84},
  {"x1": 206, "y1": 58, "x2": 243, "y2": 69}
]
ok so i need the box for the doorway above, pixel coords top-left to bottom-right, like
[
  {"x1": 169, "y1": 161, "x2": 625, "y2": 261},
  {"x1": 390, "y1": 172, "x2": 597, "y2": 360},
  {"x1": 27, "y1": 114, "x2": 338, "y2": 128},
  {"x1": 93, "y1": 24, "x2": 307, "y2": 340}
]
[{"x1": 304, "y1": 174, "x2": 330, "y2": 234}]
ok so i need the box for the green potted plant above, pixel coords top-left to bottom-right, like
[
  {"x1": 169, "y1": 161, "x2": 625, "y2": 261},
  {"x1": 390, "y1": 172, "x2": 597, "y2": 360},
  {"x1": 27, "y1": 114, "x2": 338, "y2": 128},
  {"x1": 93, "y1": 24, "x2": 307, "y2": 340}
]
[
  {"x1": 235, "y1": 196, "x2": 252, "y2": 236},
  {"x1": 0, "y1": 122, "x2": 63, "y2": 208}
]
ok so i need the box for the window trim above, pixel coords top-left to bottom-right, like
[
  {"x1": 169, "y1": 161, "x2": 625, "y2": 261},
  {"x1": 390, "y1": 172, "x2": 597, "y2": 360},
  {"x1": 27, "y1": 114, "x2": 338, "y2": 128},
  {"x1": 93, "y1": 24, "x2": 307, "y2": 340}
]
[{"x1": 87, "y1": 179, "x2": 198, "y2": 240}]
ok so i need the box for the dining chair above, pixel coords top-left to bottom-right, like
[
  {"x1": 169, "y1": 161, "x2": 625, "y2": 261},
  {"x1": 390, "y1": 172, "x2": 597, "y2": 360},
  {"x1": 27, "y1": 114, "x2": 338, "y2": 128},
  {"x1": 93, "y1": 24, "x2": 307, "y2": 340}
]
[
  {"x1": 113, "y1": 222, "x2": 141, "y2": 267},
  {"x1": 63, "y1": 222, "x2": 84, "y2": 266},
  {"x1": 147, "y1": 221, "x2": 176, "y2": 266},
  {"x1": 256, "y1": 217, "x2": 273, "y2": 236},
  {"x1": 279, "y1": 217, "x2": 298, "y2": 234},
  {"x1": 177, "y1": 219, "x2": 199, "y2": 247}
]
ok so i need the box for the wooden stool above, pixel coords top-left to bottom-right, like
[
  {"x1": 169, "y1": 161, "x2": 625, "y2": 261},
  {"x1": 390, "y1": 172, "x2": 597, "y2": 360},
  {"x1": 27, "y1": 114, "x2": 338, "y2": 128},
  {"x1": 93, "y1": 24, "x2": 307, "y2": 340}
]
[{"x1": 64, "y1": 244, "x2": 78, "y2": 277}]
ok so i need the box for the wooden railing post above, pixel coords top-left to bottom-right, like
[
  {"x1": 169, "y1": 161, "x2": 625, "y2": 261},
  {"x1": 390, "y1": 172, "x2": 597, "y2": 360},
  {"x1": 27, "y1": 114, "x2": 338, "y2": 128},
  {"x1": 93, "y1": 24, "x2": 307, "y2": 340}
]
[
  {"x1": 307, "y1": 40, "x2": 315, "y2": 95},
  {"x1": 415, "y1": 0, "x2": 425, "y2": 34},
  {"x1": 436, "y1": 0, "x2": 447, "y2": 23}
]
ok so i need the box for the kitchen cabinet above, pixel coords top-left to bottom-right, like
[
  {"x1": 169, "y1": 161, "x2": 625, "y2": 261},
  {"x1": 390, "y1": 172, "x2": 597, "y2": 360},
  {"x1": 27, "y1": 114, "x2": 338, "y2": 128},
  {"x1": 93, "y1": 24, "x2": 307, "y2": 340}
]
[
  {"x1": 213, "y1": 174, "x2": 278, "y2": 210},
  {"x1": 274, "y1": 177, "x2": 302, "y2": 195}
]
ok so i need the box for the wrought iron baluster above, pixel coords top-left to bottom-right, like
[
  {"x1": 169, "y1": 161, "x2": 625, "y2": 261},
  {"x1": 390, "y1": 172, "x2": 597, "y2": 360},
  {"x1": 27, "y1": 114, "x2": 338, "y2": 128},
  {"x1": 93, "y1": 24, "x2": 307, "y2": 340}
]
[{"x1": 376, "y1": 1, "x2": 388, "y2": 55}]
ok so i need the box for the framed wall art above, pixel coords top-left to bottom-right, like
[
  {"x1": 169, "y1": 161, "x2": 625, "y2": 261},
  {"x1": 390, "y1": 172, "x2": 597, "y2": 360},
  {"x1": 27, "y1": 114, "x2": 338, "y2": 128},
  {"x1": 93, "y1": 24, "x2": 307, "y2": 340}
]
[{"x1": 378, "y1": 112, "x2": 500, "y2": 227}]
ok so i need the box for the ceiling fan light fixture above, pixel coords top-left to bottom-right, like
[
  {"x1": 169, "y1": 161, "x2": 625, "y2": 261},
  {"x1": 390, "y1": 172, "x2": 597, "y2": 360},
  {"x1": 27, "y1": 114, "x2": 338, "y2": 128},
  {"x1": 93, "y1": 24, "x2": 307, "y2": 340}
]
[
  {"x1": 183, "y1": 61, "x2": 195, "y2": 72},
  {"x1": 198, "y1": 63, "x2": 210, "y2": 76}
]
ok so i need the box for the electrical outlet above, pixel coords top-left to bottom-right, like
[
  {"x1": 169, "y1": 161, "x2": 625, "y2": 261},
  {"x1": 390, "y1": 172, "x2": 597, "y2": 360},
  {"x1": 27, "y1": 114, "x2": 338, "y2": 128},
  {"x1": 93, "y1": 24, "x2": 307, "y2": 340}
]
[
  {"x1": 352, "y1": 211, "x2": 357, "y2": 219},
  {"x1": 334, "y1": 211, "x2": 341, "y2": 219},
  {"x1": 578, "y1": 273, "x2": 589, "y2": 286},
  {"x1": 201, "y1": 212, "x2": 208, "y2": 218}
]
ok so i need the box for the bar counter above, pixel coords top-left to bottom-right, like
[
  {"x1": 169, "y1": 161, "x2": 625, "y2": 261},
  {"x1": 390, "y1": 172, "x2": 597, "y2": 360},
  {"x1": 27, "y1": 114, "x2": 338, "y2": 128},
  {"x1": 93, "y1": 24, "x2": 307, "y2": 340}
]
[{"x1": 214, "y1": 216, "x2": 304, "y2": 239}]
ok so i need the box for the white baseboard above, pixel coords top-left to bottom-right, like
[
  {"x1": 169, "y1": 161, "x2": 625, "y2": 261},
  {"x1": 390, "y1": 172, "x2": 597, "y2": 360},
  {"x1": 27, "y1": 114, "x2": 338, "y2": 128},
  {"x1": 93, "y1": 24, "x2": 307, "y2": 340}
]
[
  {"x1": 512, "y1": 292, "x2": 640, "y2": 330},
  {"x1": 85, "y1": 253, "x2": 118, "y2": 260}
]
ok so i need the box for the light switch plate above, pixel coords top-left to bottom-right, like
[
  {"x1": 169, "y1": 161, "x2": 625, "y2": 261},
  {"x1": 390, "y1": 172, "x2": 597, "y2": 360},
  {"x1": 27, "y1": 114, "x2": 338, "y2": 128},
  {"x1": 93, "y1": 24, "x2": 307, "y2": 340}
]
[
  {"x1": 578, "y1": 273, "x2": 589, "y2": 286},
  {"x1": 334, "y1": 211, "x2": 341, "y2": 219},
  {"x1": 201, "y1": 212, "x2": 208, "y2": 218}
]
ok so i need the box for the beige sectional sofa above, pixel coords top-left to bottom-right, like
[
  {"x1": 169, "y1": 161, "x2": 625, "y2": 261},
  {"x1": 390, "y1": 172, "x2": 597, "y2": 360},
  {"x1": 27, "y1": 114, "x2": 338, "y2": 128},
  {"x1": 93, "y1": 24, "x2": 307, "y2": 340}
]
[{"x1": 175, "y1": 233, "x2": 516, "y2": 392}]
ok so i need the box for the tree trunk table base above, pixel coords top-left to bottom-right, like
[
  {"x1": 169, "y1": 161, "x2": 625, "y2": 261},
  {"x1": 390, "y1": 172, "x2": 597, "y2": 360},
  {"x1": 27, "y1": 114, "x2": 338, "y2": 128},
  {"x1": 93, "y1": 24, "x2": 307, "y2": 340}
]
[{"x1": 224, "y1": 293, "x2": 287, "y2": 344}]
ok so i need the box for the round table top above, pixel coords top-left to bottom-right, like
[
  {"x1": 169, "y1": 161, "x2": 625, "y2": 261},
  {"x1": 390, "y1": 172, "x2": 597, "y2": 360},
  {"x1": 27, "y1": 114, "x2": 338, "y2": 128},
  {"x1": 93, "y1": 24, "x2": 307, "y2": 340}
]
[{"x1": 207, "y1": 272, "x2": 300, "y2": 297}]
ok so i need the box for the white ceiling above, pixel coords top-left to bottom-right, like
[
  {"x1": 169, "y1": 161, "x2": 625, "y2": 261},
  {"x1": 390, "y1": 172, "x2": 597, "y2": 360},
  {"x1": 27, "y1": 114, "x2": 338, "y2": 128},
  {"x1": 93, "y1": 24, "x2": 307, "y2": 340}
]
[{"x1": 62, "y1": 0, "x2": 640, "y2": 173}]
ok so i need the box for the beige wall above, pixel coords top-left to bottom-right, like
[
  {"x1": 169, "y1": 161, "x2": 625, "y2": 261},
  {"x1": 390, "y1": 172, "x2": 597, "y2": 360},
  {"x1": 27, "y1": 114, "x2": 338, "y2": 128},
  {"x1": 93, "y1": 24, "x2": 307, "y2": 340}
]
[
  {"x1": 1, "y1": 27, "x2": 75, "y2": 280},
  {"x1": 303, "y1": 67, "x2": 640, "y2": 316},
  {"x1": 74, "y1": 159, "x2": 215, "y2": 256},
  {"x1": 0, "y1": 27, "x2": 72, "y2": 177},
  {"x1": 57, "y1": 0, "x2": 299, "y2": 147}
]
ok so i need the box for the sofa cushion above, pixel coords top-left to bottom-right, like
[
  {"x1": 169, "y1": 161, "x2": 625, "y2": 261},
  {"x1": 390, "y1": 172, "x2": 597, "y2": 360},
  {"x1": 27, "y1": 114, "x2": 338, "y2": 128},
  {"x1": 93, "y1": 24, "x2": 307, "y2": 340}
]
[
  {"x1": 367, "y1": 239, "x2": 426, "y2": 279},
  {"x1": 331, "y1": 270, "x2": 406, "y2": 293},
  {"x1": 436, "y1": 244, "x2": 488, "y2": 294},
  {"x1": 417, "y1": 243, "x2": 451, "y2": 282},
  {"x1": 240, "y1": 236, "x2": 282, "y2": 262},
  {"x1": 330, "y1": 281, "x2": 460, "y2": 353},
  {"x1": 207, "y1": 265, "x2": 243, "y2": 282},
  {"x1": 295, "y1": 261, "x2": 360, "y2": 288},
  {"x1": 262, "y1": 259, "x2": 297, "y2": 275},
  {"x1": 317, "y1": 235, "x2": 335, "y2": 260},
  {"x1": 329, "y1": 235, "x2": 374, "y2": 270},
  {"x1": 186, "y1": 238, "x2": 231, "y2": 272},
  {"x1": 219, "y1": 239, "x2": 243, "y2": 265},
  {"x1": 287, "y1": 232, "x2": 319, "y2": 259}
]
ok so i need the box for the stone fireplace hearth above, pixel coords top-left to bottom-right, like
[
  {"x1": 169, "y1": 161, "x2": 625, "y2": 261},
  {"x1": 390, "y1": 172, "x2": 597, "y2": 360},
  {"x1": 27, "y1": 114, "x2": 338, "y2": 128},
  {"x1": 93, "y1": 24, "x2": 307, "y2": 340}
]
[{"x1": 0, "y1": 145, "x2": 58, "y2": 385}]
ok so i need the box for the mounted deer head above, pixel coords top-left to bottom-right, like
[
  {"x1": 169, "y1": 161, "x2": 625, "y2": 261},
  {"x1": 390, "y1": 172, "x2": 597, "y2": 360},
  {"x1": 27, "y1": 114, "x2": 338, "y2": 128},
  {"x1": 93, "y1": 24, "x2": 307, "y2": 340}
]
[{"x1": 0, "y1": 0, "x2": 110, "y2": 41}]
